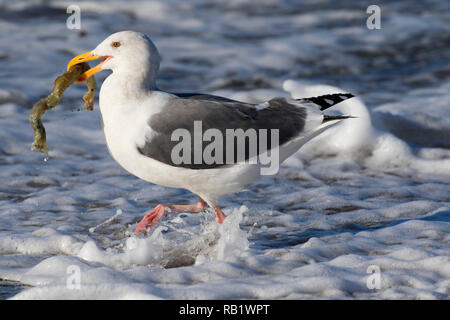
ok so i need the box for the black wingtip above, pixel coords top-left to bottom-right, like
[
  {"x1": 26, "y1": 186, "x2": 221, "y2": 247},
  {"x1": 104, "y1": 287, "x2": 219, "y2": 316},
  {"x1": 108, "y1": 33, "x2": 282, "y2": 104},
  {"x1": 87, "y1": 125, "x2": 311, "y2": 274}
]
[
  {"x1": 322, "y1": 115, "x2": 357, "y2": 124},
  {"x1": 301, "y1": 93, "x2": 355, "y2": 111}
]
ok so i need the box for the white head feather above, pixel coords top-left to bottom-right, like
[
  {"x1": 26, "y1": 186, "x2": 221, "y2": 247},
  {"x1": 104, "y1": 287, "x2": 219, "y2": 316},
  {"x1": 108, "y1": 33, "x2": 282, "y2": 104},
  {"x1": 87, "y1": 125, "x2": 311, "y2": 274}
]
[{"x1": 92, "y1": 31, "x2": 161, "y2": 88}]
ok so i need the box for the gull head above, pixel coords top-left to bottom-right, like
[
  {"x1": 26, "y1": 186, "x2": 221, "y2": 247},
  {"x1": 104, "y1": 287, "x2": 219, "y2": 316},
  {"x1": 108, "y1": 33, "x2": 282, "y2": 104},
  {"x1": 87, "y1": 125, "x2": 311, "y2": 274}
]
[{"x1": 67, "y1": 31, "x2": 161, "y2": 83}]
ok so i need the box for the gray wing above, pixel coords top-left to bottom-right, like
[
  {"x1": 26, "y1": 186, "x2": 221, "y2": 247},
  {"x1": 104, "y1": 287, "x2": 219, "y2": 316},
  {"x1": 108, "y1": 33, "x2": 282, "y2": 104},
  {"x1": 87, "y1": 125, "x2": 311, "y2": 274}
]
[
  {"x1": 137, "y1": 94, "x2": 307, "y2": 169},
  {"x1": 172, "y1": 92, "x2": 240, "y2": 103}
]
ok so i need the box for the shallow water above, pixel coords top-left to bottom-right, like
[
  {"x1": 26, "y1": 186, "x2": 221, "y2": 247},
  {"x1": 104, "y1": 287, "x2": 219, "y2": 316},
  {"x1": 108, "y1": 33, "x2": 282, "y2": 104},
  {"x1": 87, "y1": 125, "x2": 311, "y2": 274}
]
[
  {"x1": 0, "y1": 0, "x2": 449, "y2": 299},
  {"x1": 0, "y1": 280, "x2": 28, "y2": 300}
]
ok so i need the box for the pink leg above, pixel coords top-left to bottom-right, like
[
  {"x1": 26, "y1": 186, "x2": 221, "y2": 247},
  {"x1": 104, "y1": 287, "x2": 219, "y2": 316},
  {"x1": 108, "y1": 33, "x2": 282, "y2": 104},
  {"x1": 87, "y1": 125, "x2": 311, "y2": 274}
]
[
  {"x1": 214, "y1": 206, "x2": 226, "y2": 224},
  {"x1": 135, "y1": 197, "x2": 208, "y2": 235}
]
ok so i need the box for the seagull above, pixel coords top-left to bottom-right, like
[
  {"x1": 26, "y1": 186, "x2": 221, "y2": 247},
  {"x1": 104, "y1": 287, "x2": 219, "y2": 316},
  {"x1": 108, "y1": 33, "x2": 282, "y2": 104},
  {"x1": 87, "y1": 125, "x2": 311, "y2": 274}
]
[{"x1": 67, "y1": 31, "x2": 354, "y2": 235}]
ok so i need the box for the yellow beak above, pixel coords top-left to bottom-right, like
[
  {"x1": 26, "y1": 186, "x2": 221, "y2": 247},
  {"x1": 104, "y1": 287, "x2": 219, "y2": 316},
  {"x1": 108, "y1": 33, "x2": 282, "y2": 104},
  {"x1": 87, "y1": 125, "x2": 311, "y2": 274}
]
[{"x1": 67, "y1": 51, "x2": 106, "y2": 82}]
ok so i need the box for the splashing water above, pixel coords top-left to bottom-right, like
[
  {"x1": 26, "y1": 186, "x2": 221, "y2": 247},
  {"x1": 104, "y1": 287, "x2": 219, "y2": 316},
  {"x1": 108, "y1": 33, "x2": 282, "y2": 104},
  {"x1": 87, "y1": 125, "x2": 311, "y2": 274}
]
[
  {"x1": 78, "y1": 206, "x2": 249, "y2": 270},
  {"x1": 89, "y1": 209, "x2": 123, "y2": 233},
  {"x1": 216, "y1": 206, "x2": 250, "y2": 261}
]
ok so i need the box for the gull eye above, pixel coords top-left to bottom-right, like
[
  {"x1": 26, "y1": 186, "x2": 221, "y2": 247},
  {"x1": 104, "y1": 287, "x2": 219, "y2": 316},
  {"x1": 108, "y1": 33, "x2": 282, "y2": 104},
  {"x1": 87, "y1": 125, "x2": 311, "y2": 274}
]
[{"x1": 112, "y1": 41, "x2": 121, "y2": 48}]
